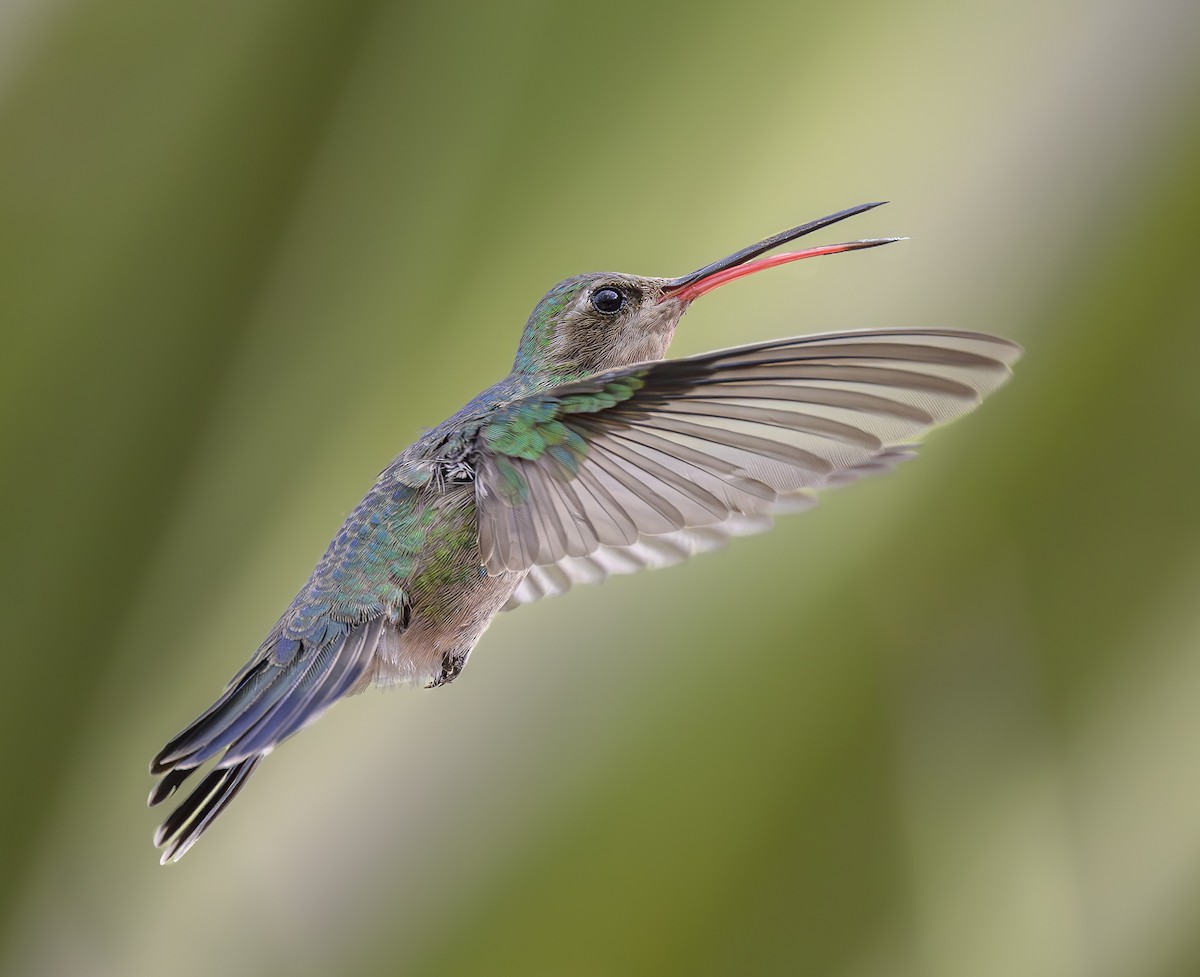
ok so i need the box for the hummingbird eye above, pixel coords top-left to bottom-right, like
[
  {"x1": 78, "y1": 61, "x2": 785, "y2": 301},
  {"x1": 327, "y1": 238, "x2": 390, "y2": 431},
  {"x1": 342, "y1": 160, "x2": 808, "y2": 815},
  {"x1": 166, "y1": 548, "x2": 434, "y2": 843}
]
[{"x1": 590, "y1": 287, "x2": 625, "y2": 315}]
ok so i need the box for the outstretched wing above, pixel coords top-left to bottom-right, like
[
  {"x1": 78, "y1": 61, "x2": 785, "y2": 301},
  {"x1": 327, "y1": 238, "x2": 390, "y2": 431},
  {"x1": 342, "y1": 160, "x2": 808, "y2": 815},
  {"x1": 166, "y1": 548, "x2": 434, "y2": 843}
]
[
  {"x1": 474, "y1": 329, "x2": 1020, "y2": 603},
  {"x1": 148, "y1": 617, "x2": 393, "y2": 862}
]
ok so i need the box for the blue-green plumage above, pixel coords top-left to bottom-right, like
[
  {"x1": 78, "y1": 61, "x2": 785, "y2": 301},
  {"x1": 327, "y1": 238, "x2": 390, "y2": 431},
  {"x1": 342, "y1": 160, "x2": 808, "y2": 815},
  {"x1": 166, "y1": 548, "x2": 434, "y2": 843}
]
[{"x1": 149, "y1": 203, "x2": 1020, "y2": 862}]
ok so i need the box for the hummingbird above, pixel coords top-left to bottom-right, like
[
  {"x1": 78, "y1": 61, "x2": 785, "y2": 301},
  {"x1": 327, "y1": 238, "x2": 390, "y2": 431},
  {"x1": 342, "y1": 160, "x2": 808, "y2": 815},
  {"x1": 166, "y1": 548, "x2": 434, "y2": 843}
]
[{"x1": 149, "y1": 202, "x2": 1020, "y2": 862}]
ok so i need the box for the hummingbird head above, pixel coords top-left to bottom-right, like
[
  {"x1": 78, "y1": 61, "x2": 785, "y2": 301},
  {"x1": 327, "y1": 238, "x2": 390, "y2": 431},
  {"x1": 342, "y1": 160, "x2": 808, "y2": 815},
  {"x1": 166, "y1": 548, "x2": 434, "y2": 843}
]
[{"x1": 512, "y1": 202, "x2": 902, "y2": 382}]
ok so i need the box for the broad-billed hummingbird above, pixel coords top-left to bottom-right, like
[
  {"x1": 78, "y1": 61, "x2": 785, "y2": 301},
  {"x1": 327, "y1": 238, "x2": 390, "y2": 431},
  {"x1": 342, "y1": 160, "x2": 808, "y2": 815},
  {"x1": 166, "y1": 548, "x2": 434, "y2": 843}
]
[{"x1": 149, "y1": 202, "x2": 1020, "y2": 862}]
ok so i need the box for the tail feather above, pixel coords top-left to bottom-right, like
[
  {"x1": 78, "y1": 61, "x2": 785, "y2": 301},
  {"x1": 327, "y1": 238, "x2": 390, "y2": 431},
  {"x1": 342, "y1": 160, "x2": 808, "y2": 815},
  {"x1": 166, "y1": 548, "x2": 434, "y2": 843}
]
[
  {"x1": 227, "y1": 624, "x2": 375, "y2": 762},
  {"x1": 153, "y1": 758, "x2": 261, "y2": 864},
  {"x1": 149, "y1": 617, "x2": 385, "y2": 862},
  {"x1": 151, "y1": 659, "x2": 279, "y2": 773},
  {"x1": 146, "y1": 765, "x2": 193, "y2": 807}
]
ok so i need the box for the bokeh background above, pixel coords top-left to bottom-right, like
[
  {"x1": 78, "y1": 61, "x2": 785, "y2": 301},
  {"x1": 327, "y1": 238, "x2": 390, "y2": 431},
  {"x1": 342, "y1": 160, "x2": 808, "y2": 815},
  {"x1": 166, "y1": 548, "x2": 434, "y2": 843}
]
[{"x1": 2, "y1": 0, "x2": 1199, "y2": 974}]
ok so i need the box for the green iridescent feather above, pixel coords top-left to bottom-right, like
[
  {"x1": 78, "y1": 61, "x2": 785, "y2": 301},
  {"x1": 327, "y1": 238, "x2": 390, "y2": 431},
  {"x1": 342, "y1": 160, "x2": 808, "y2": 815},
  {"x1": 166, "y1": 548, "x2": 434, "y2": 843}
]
[{"x1": 478, "y1": 370, "x2": 649, "y2": 502}]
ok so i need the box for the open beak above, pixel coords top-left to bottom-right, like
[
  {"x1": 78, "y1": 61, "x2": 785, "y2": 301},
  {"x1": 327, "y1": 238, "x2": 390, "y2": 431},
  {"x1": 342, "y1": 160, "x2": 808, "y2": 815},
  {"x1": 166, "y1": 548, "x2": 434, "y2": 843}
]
[{"x1": 659, "y1": 202, "x2": 903, "y2": 304}]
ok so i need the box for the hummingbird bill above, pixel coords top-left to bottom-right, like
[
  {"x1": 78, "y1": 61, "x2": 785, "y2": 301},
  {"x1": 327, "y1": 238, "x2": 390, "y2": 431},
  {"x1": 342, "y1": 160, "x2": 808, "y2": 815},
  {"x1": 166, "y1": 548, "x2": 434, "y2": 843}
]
[{"x1": 149, "y1": 202, "x2": 1020, "y2": 862}]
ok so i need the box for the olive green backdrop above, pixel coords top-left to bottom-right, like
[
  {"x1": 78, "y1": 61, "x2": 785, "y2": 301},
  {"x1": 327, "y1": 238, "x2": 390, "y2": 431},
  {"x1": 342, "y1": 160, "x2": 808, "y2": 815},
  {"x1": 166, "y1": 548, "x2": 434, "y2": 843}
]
[{"x1": 2, "y1": 0, "x2": 1199, "y2": 975}]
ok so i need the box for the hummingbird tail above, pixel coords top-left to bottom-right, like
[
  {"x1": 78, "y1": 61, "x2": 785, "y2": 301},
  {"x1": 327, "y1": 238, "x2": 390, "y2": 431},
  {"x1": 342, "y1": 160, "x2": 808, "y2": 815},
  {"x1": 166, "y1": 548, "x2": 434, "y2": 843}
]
[
  {"x1": 150, "y1": 757, "x2": 262, "y2": 863},
  {"x1": 148, "y1": 617, "x2": 384, "y2": 862}
]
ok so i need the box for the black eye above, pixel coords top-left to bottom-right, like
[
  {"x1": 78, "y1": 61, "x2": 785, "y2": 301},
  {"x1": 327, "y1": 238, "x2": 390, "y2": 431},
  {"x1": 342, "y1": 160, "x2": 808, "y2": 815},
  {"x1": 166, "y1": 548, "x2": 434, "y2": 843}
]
[{"x1": 590, "y1": 287, "x2": 625, "y2": 314}]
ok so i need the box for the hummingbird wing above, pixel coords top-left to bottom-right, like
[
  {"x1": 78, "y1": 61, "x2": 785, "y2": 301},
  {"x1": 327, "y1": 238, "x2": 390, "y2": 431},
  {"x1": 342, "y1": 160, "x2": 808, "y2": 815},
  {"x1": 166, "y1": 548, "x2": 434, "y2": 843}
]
[
  {"x1": 474, "y1": 329, "x2": 1019, "y2": 601},
  {"x1": 504, "y1": 445, "x2": 920, "y2": 607}
]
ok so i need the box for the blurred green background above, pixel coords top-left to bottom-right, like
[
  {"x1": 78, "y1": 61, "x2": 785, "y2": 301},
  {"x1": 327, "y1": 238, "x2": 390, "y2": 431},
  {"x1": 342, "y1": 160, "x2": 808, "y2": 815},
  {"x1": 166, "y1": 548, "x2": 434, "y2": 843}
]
[{"x1": 2, "y1": 0, "x2": 1199, "y2": 974}]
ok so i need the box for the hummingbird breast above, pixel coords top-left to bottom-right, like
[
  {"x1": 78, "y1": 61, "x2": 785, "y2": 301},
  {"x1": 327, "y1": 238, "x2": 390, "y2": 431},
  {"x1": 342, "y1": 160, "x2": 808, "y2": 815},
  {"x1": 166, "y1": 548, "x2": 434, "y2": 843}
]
[{"x1": 368, "y1": 482, "x2": 522, "y2": 689}]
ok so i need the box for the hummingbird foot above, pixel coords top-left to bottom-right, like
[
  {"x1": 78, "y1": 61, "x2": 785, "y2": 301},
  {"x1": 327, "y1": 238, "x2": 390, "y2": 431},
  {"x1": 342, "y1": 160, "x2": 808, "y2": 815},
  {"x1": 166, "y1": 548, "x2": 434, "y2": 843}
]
[{"x1": 426, "y1": 650, "x2": 470, "y2": 688}]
